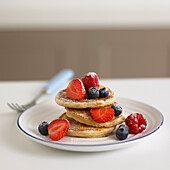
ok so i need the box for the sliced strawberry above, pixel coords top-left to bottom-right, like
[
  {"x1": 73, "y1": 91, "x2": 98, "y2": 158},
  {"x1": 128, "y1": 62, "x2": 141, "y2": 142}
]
[
  {"x1": 81, "y1": 72, "x2": 99, "y2": 91},
  {"x1": 66, "y1": 79, "x2": 86, "y2": 100},
  {"x1": 48, "y1": 119, "x2": 69, "y2": 141},
  {"x1": 90, "y1": 108, "x2": 115, "y2": 123}
]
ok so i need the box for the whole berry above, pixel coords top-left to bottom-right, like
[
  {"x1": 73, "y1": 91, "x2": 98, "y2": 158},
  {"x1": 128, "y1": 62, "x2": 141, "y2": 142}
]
[
  {"x1": 125, "y1": 113, "x2": 147, "y2": 134},
  {"x1": 81, "y1": 72, "x2": 99, "y2": 91},
  {"x1": 87, "y1": 87, "x2": 100, "y2": 99},
  {"x1": 38, "y1": 121, "x2": 49, "y2": 136},
  {"x1": 116, "y1": 124, "x2": 129, "y2": 140},
  {"x1": 111, "y1": 104, "x2": 122, "y2": 116},
  {"x1": 99, "y1": 88, "x2": 110, "y2": 98}
]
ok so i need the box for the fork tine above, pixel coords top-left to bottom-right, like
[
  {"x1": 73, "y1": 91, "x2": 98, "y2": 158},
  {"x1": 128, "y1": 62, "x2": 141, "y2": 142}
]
[
  {"x1": 7, "y1": 103, "x2": 25, "y2": 112},
  {"x1": 11, "y1": 103, "x2": 21, "y2": 112},
  {"x1": 10, "y1": 103, "x2": 22, "y2": 112},
  {"x1": 7, "y1": 103, "x2": 16, "y2": 111},
  {"x1": 10, "y1": 103, "x2": 20, "y2": 112},
  {"x1": 15, "y1": 103, "x2": 25, "y2": 112}
]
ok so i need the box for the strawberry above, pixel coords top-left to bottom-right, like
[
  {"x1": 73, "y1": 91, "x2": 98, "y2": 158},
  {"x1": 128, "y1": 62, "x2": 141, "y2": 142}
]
[
  {"x1": 48, "y1": 119, "x2": 69, "y2": 141},
  {"x1": 66, "y1": 79, "x2": 86, "y2": 100},
  {"x1": 90, "y1": 108, "x2": 115, "y2": 123},
  {"x1": 81, "y1": 72, "x2": 99, "y2": 91}
]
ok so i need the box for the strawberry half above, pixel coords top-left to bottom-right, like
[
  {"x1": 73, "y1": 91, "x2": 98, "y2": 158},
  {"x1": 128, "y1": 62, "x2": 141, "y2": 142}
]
[
  {"x1": 66, "y1": 79, "x2": 86, "y2": 100},
  {"x1": 81, "y1": 72, "x2": 99, "y2": 91},
  {"x1": 48, "y1": 119, "x2": 69, "y2": 141},
  {"x1": 90, "y1": 108, "x2": 115, "y2": 123}
]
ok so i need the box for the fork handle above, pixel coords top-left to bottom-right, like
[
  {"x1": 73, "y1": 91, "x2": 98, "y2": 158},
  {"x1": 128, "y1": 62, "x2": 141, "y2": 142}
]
[{"x1": 44, "y1": 69, "x2": 74, "y2": 93}]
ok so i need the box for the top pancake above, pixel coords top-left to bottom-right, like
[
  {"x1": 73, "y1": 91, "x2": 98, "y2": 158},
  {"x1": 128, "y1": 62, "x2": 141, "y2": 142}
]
[{"x1": 55, "y1": 86, "x2": 116, "y2": 109}]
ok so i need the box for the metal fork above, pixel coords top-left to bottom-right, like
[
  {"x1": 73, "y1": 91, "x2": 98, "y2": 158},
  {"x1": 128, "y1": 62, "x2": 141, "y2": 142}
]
[
  {"x1": 7, "y1": 69, "x2": 74, "y2": 113},
  {"x1": 7, "y1": 90, "x2": 47, "y2": 112}
]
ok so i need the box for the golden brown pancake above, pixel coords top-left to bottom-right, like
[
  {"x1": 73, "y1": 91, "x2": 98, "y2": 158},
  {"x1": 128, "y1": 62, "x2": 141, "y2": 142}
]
[
  {"x1": 65, "y1": 107, "x2": 125, "y2": 128},
  {"x1": 59, "y1": 113, "x2": 115, "y2": 138},
  {"x1": 55, "y1": 86, "x2": 116, "y2": 109}
]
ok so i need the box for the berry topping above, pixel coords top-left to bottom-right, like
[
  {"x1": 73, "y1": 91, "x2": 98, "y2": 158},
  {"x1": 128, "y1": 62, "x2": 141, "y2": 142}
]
[
  {"x1": 66, "y1": 79, "x2": 86, "y2": 100},
  {"x1": 116, "y1": 124, "x2": 129, "y2": 140},
  {"x1": 111, "y1": 104, "x2": 122, "y2": 116},
  {"x1": 48, "y1": 119, "x2": 69, "y2": 141},
  {"x1": 125, "y1": 113, "x2": 147, "y2": 134},
  {"x1": 90, "y1": 108, "x2": 115, "y2": 123},
  {"x1": 81, "y1": 72, "x2": 99, "y2": 91},
  {"x1": 38, "y1": 121, "x2": 49, "y2": 136},
  {"x1": 99, "y1": 88, "x2": 110, "y2": 98},
  {"x1": 87, "y1": 87, "x2": 100, "y2": 99}
]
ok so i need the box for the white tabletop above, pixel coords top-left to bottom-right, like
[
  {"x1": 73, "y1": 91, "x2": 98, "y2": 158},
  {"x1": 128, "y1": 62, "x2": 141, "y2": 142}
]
[{"x1": 0, "y1": 78, "x2": 169, "y2": 170}]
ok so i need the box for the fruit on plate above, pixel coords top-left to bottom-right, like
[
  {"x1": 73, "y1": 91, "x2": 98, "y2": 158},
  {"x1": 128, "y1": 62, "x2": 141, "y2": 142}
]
[
  {"x1": 87, "y1": 87, "x2": 100, "y2": 99},
  {"x1": 111, "y1": 104, "x2": 122, "y2": 116},
  {"x1": 38, "y1": 121, "x2": 49, "y2": 136},
  {"x1": 125, "y1": 113, "x2": 147, "y2": 134},
  {"x1": 66, "y1": 79, "x2": 86, "y2": 100},
  {"x1": 81, "y1": 72, "x2": 99, "y2": 91},
  {"x1": 90, "y1": 108, "x2": 115, "y2": 123},
  {"x1": 116, "y1": 124, "x2": 129, "y2": 140},
  {"x1": 38, "y1": 72, "x2": 148, "y2": 141},
  {"x1": 48, "y1": 119, "x2": 69, "y2": 140}
]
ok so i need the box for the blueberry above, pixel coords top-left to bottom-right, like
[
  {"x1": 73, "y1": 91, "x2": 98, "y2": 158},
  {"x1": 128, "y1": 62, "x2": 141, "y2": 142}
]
[
  {"x1": 99, "y1": 88, "x2": 110, "y2": 98},
  {"x1": 116, "y1": 124, "x2": 129, "y2": 140},
  {"x1": 38, "y1": 121, "x2": 49, "y2": 136},
  {"x1": 111, "y1": 104, "x2": 122, "y2": 116},
  {"x1": 87, "y1": 87, "x2": 99, "y2": 99}
]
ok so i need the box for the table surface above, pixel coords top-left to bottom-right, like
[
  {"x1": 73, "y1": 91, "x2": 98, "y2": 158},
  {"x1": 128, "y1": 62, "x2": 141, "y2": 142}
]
[{"x1": 0, "y1": 78, "x2": 169, "y2": 170}]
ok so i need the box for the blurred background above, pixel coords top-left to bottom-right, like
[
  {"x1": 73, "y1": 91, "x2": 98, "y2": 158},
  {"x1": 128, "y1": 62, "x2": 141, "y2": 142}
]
[{"x1": 0, "y1": 0, "x2": 170, "y2": 80}]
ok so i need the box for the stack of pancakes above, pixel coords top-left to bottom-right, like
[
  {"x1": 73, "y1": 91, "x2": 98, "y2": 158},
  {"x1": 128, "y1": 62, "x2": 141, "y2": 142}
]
[{"x1": 55, "y1": 86, "x2": 125, "y2": 138}]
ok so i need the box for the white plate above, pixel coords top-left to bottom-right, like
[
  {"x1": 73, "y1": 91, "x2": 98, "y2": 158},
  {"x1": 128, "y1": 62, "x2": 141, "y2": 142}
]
[{"x1": 17, "y1": 97, "x2": 164, "y2": 152}]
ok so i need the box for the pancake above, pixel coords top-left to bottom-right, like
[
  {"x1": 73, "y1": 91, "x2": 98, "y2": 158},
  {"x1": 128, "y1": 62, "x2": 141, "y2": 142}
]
[
  {"x1": 59, "y1": 113, "x2": 115, "y2": 138},
  {"x1": 55, "y1": 86, "x2": 116, "y2": 109},
  {"x1": 65, "y1": 107, "x2": 125, "y2": 128}
]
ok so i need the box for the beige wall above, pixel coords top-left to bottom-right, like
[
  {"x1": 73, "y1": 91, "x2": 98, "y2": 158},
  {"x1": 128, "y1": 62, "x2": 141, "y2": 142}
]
[{"x1": 0, "y1": 29, "x2": 170, "y2": 80}]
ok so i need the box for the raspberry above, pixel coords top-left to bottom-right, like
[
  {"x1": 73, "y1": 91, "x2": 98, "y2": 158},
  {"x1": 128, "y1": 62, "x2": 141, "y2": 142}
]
[
  {"x1": 125, "y1": 113, "x2": 147, "y2": 134},
  {"x1": 81, "y1": 72, "x2": 99, "y2": 91}
]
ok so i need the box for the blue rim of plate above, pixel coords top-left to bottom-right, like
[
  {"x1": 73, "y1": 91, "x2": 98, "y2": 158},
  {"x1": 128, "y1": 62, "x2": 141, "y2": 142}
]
[{"x1": 17, "y1": 98, "x2": 164, "y2": 148}]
